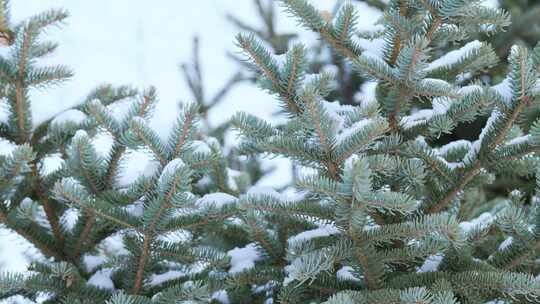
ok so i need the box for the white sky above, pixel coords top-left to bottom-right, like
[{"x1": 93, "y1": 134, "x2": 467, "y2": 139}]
[{"x1": 10, "y1": 0, "x2": 339, "y2": 130}]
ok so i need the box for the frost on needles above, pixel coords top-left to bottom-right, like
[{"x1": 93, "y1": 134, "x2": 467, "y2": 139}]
[{"x1": 2, "y1": 0, "x2": 540, "y2": 303}]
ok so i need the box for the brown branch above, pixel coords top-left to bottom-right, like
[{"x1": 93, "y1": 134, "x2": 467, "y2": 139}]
[
  {"x1": 246, "y1": 215, "x2": 278, "y2": 259},
  {"x1": 428, "y1": 161, "x2": 482, "y2": 214},
  {"x1": 73, "y1": 216, "x2": 94, "y2": 258},
  {"x1": 13, "y1": 25, "x2": 35, "y2": 143},
  {"x1": 345, "y1": 172, "x2": 382, "y2": 289},
  {"x1": 71, "y1": 141, "x2": 105, "y2": 257},
  {"x1": 429, "y1": 55, "x2": 531, "y2": 214},
  {"x1": 59, "y1": 188, "x2": 139, "y2": 232},
  {"x1": 390, "y1": 6, "x2": 442, "y2": 132},
  {"x1": 31, "y1": 163, "x2": 65, "y2": 247},
  {"x1": 104, "y1": 144, "x2": 126, "y2": 186},
  {"x1": 132, "y1": 234, "x2": 151, "y2": 294},
  {"x1": 303, "y1": 94, "x2": 341, "y2": 180},
  {"x1": 389, "y1": 34, "x2": 402, "y2": 67},
  {"x1": 14, "y1": 81, "x2": 27, "y2": 143},
  {"x1": 417, "y1": 0, "x2": 437, "y2": 16},
  {"x1": 138, "y1": 94, "x2": 154, "y2": 117},
  {"x1": 426, "y1": 17, "x2": 443, "y2": 41},
  {"x1": 86, "y1": 105, "x2": 116, "y2": 136},
  {"x1": 286, "y1": 52, "x2": 300, "y2": 99},
  {"x1": 319, "y1": 29, "x2": 358, "y2": 60},
  {"x1": 173, "y1": 112, "x2": 193, "y2": 157},
  {"x1": 339, "y1": 10, "x2": 352, "y2": 45},
  {"x1": 388, "y1": 91, "x2": 402, "y2": 131},
  {"x1": 353, "y1": 244, "x2": 378, "y2": 289},
  {"x1": 132, "y1": 173, "x2": 182, "y2": 294},
  {"x1": 17, "y1": 28, "x2": 32, "y2": 80},
  {"x1": 249, "y1": 205, "x2": 327, "y2": 221},
  {"x1": 415, "y1": 152, "x2": 453, "y2": 183}
]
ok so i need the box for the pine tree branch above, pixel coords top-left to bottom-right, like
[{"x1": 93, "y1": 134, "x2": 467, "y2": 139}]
[
  {"x1": 428, "y1": 161, "x2": 482, "y2": 214},
  {"x1": 426, "y1": 17, "x2": 443, "y2": 41},
  {"x1": 173, "y1": 112, "x2": 193, "y2": 158},
  {"x1": 132, "y1": 234, "x2": 151, "y2": 294},
  {"x1": 137, "y1": 93, "x2": 154, "y2": 117},
  {"x1": 388, "y1": 30, "x2": 403, "y2": 66},
  {"x1": 339, "y1": 8, "x2": 353, "y2": 45},
  {"x1": 12, "y1": 21, "x2": 36, "y2": 143},
  {"x1": 75, "y1": 145, "x2": 100, "y2": 195},
  {"x1": 417, "y1": 0, "x2": 437, "y2": 16},
  {"x1": 286, "y1": 52, "x2": 301, "y2": 101},
  {"x1": 86, "y1": 103, "x2": 117, "y2": 136},
  {"x1": 388, "y1": 87, "x2": 405, "y2": 131},
  {"x1": 429, "y1": 82, "x2": 530, "y2": 214},
  {"x1": 238, "y1": 34, "x2": 301, "y2": 114},
  {"x1": 1, "y1": 157, "x2": 24, "y2": 183},
  {"x1": 303, "y1": 95, "x2": 336, "y2": 175},
  {"x1": 281, "y1": 0, "x2": 359, "y2": 60},
  {"x1": 318, "y1": 27, "x2": 358, "y2": 60},
  {"x1": 71, "y1": 140, "x2": 106, "y2": 257},
  {"x1": 17, "y1": 27, "x2": 32, "y2": 80},
  {"x1": 336, "y1": 125, "x2": 389, "y2": 164},
  {"x1": 31, "y1": 162, "x2": 65, "y2": 248},
  {"x1": 0, "y1": 0, "x2": 10, "y2": 32},
  {"x1": 407, "y1": 149, "x2": 453, "y2": 183},
  {"x1": 363, "y1": 0, "x2": 386, "y2": 11},
  {"x1": 168, "y1": 211, "x2": 237, "y2": 231},
  {"x1": 132, "y1": 172, "x2": 183, "y2": 294},
  {"x1": 245, "y1": 205, "x2": 328, "y2": 222},
  {"x1": 14, "y1": 80, "x2": 28, "y2": 143},
  {"x1": 503, "y1": 239, "x2": 540, "y2": 271},
  {"x1": 132, "y1": 125, "x2": 167, "y2": 166},
  {"x1": 73, "y1": 216, "x2": 94, "y2": 258},
  {"x1": 56, "y1": 186, "x2": 139, "y2": 232},
  {"x1": 254, "y1": 0, "x2": 272, "y2": 34},
  {"x1": 350, "y1": 231, "x2": 379, "y2": 290},
  {"x1": 104, "y1": 144, "x2": 126, "y2": 186},
  {"x1": 424, "y1": 36, "x2": 535, "y2": 216},
  {"x1": 346, "y1": 164, "x2": 382, "y2": 289},
  {"x1": 245, "y1": 215, "x2": 278, "y2": 259},
  {"x1": 0, "y1": 208, "x2": 63, "y2": 260}
]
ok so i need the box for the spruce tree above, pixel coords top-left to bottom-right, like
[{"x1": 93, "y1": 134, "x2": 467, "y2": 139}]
[
  {"x1": 226, "y1": 0, "x2": 540, "y2": 138},
  {"x1": 230, "y1": 0, "x2": 540, "y2": 302},
  {"x1": 2, "y1": 0, "x2": 540, "y2": 303},
  {"x1": 0, "y1": 2, "x2": 248, "y2": 303}
]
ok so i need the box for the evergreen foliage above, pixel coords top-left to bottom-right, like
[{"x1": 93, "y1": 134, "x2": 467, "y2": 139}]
[
  {"x1": 0, "y1": 1, "x2": 249, "y2": 302},
  {"x1": 1, "y1": 0, "x2": 540, "y2": 303},
  {"x1": 230, "y1": 0, "x2": 540, "y2": 302}
]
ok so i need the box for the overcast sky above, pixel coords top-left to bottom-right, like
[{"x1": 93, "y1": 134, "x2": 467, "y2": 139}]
[{"x1": 8, "y1": 0, "x2": 341, "y2": 128}]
